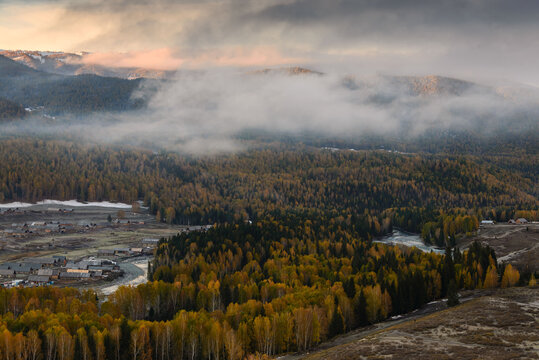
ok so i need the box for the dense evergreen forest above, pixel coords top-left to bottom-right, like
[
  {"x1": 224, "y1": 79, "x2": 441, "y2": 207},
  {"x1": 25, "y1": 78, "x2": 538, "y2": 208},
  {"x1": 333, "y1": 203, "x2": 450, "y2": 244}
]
[
  {"x1": 0, "y1": 138, "x2": 536, "y2": 246},
  {"x1": 0, "y1": 98, "x2": 26, "y2": 120},
  {"x1": 0, "y1": 55, "x2": 148, "y2": 114}
]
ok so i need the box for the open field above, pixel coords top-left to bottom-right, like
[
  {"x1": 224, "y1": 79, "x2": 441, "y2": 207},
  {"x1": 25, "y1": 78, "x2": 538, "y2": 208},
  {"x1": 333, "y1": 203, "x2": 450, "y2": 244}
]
[
  {"x1": 295, "y1": 287, "x2": 538, "y2": 360},
  {"x1": 459, "y1": 224, "x2": 539, "y2": 272}
]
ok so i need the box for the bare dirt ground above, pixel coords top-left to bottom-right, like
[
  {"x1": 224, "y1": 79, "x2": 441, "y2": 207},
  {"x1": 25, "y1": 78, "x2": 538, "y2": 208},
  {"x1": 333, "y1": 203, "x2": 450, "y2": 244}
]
[
  {"x1": 280, "y1": 289, "x2": 497, "y2": 360},
  {"x1": 293, "y1": 287, "x2": 538, "y2": 360},
  {"x1": 458, "y1": 224, "x2": 539, "y2": 272}
]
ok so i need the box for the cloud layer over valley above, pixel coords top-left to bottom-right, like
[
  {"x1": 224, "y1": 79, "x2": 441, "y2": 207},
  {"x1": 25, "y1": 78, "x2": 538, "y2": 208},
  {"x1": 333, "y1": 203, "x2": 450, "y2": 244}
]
[{"x1": 2, "y1": 69, "x2": 537, "y2": 154}]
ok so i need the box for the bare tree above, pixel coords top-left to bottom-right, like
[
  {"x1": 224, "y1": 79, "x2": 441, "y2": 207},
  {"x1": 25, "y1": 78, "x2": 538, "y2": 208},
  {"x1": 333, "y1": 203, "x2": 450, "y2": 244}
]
[{"x1": 26, "y1": 330, "x2": 41, "y2": 360}]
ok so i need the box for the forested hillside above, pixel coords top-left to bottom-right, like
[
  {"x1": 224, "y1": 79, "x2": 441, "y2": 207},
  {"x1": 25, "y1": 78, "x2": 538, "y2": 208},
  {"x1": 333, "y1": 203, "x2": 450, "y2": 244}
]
[
  {"x1": 0, "y1": 55, "x2": 147, "y2": 114},
  {"x1": 0, "y1": 98, "x2": 26, "y2": 120},
  {"x1": 0, "y1": 139, "x2": 537, "y2": 246}
]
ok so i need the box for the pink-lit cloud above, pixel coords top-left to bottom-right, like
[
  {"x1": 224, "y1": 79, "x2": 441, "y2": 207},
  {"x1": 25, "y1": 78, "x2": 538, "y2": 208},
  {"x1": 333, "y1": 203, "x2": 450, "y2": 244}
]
[
  {"x1": 78, "y1": 49, "x2": 184, "y2": 70},
  {"x1": 75, "y1": 47, "x2": 305, "y2": 70},
  {"x1": 180, "y1": 47, "x2": 306, "y2": 68}
]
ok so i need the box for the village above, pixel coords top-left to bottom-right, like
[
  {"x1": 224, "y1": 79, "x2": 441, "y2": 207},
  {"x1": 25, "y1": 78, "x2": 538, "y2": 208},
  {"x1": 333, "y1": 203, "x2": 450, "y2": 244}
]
[
  {"x1": 480, "y1": 217, "x2": 531, "y2": 226},
  {"x1": 0, "y1": 234, "x2": 167, "y2": 288},
  {"x1": 0, "y1": 206, "x2": 146, "y2": 239},
  {"x1": 0, "y1": 201, "x2": 212, "y2": 289}
]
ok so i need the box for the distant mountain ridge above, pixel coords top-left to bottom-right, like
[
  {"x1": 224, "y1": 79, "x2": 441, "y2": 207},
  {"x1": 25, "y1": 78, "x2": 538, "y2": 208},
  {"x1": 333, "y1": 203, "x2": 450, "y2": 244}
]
[
  {"x1": 0, "y1": 54, "x2": 150, "y2": 114},
  {"x1": 0, "y1": 50, "x2": 174, "y2": 80},
  {"x1": 392, "y1": 75, "x2": 477, "y2": 96},
  {"x1": 1, "y1": 50, "x2": 537, "y2": 120},
  {"x1": 253, "y1": 67, "x2": 486, "y2": 97},
  {"x1": 341, "y1": 74, "x2": 484, "y2": 97},
  {"x1": 0, "y1": 53, "x2": 40, "y2": 77},
  {"x1": 250, "y1": 66, "x2": 324, "y2": 76}
]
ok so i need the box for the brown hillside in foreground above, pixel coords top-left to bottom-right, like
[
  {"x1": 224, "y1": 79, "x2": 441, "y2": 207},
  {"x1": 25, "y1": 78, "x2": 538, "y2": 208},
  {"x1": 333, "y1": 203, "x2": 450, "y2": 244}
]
[{"x1": 304, "y1": 287, "x2": 539, "y2": 360}]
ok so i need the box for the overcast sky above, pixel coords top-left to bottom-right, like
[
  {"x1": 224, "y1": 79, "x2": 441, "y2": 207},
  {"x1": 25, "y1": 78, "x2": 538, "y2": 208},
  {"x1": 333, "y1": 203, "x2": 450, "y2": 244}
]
[{"x1": 1, "y1": 0, "x2": 538, "y2": 85}]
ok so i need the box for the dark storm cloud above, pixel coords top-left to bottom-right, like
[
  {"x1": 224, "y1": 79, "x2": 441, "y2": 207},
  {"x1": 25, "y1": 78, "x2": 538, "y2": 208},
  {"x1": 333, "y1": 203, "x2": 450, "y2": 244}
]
[
  {"x1": 255, "y1": 0, "x2": 539, "y2": 25},
  {"x1": 224, "y1": 0, "x2": 539, "y2": 50},
  {"x1": 49, "y1": 0, "x2": 539, "y2": 48}
]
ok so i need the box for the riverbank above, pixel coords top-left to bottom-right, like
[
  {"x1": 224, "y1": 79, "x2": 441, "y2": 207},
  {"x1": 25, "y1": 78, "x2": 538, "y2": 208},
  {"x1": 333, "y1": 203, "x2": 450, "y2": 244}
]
[
  {"x1": 92, "y1": 256, "x2": 150, "y2": 296},
  {"x1": 374, "y1": 230, "x2": 445, "y2": 254}
]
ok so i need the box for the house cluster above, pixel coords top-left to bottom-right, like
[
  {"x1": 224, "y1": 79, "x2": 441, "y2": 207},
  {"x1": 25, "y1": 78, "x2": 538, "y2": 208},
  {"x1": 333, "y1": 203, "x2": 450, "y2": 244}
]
[
  {"x1": 96, "y1": 236, "x2": 172, "y2": 258},
  {"x1": 0, "y1": 256, "x2": 121, "y2": 287},
  {"x1": 93, "y1": 229, "x2": 211, "y2": 260},
  {"x1": 111, "y1": 219, "x2": 145, "y2": 225},
  {"x1": 0, "y1": 208, "x2": 27, "y2": 216},
  {"x1": 0, "y1": 207, "x2": 73, "y2": 216},
  {"x1": 142, "y1": 238, "x2": 160, "y2": 246},
  {"x1": 97, "y1": 247, "x2": 153, "y2": 257},
  {"x1": 186, "y1": 225, "x2": 214, "y2": 232},
  {"x1": 481, "y1": 218, "x2": 531, "y2": 226},
  {"x1": 1, "y1": 221, "x2": 101, "y2": 238},
  {"x1": 508, "y1": 218, "x2": 529, "y2": 225}
]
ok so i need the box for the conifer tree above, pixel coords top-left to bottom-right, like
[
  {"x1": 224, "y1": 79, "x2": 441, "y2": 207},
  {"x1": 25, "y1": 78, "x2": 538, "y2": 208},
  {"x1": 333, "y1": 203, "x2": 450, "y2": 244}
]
[
  {"x1": 329, "y1": 304, "x2": 345, "y2": 338},
  {"x1": 355, "y1": 289, "x2": 368, "y2": 327},
  {"x1": 447, "y1": 280, "x2": 459, "y2": 307}
]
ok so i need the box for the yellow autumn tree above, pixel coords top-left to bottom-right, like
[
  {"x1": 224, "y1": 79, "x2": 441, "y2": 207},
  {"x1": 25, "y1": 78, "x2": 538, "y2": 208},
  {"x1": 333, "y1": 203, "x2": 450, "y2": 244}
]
[
  {"x1": 364, "y1": 285, "x2": 382, "y2": 323},
  {"x1": 501, "y1": 264, "x2": 520, "y2": 288},
  {"x1": 529, "y1": 274, "x2": 536, "y2": 287},
  {"x1": 483, "y1": 265, "x2": 499, "y2": 289},
  {"x1": 131, "y1": 325, "x2": 151, "y2": 360},
  {"x1": 224, "y1": 323, "x2": 244, "y2": 360}
]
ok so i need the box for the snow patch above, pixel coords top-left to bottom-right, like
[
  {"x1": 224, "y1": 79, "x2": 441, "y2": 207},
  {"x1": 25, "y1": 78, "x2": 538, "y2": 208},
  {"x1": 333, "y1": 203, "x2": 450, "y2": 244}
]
[
  {"x1": 0, "y1": 202, "x2": 33, "y2": 208},
  {"x1": 0, "y1": 200, "x2": 133, "y2": 209},
  {"x1": 39, "y1": 51, "x2": 61, "y2": 56},
  {"x1": 28, "y1": 53, "x2": 44, "y2": 64}
]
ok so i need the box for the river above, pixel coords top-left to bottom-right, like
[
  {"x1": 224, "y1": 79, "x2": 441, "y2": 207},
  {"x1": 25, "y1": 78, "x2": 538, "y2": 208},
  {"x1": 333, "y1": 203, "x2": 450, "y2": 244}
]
[
  {"x1": 94, "y1": 258, "x2": 150, "y2": 296},
  {"x1": 374, "y1": 230, "x2": 444, "y2": 254}
]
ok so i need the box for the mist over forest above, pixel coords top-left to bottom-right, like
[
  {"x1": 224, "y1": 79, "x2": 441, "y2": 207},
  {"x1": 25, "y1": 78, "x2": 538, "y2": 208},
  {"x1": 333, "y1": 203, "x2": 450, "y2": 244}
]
[
  {"x1": 1, "y1": 62, "x2": 537, "y2": 155},
  {"x1": 0, "y1": 1, "x2": 537, "y2": 359}
]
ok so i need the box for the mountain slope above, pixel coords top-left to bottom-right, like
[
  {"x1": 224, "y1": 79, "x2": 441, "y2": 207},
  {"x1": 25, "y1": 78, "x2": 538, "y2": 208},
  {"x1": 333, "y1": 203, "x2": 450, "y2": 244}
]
[
  {"x1": 301, "y1": 287, "x2": 538, "y2": 360},
  {"x1": 0, "y1": 50, "x2": 174, "y2": 79},
  {"x1": 0, "y1": 55, "x2": 147, "y2": 114},
  {"x1": 0, "y1": 54, "x2": 40, "y2": 77},
  {"x1": 341, "y1": 74, "x2": 484, "y2": 97}
]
